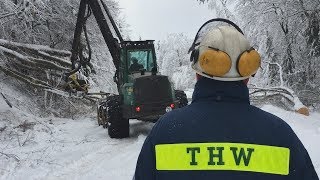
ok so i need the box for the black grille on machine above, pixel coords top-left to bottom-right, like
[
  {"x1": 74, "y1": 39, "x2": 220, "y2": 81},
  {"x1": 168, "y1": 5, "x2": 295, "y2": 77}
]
[{"x1": 134, "y1": 75, "x2": 173, "y2": 105}]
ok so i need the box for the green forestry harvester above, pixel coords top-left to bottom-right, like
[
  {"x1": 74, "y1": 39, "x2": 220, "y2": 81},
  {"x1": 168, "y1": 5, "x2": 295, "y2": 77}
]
[{"x1": 68, "y1": 0, "x2": 188, "y2": 138}]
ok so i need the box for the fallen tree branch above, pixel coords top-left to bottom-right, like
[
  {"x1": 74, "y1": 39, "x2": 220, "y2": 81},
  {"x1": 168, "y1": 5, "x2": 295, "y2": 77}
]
[
  {"x1": 62, "y1": 96, "x2": 77, "y2": 110},
  {"x1": 21, "y1": 131, "x2": 32, "y2": 147},
  {"x1": 37, "y1": 51, "x2": 71, "y2": 67},
  {"x1": 10, "y1": 60, "x2": 43, "y2": 72},
  {"x1": 0, "y1": 152, "x2": 20, "y2": 162},
  {"x1": 83, "y1": 96, "x2": 98, "y2": 102},
  {"x1": 250, "y1": 92, "x2": 294, "y2": 106},
  {"x1": 0, "y1": 39, "x2": 71, "y2": 57},
  {"x1": 0, "y1": 12, "x2": 18, "y2": 20},
  {"x1": 0, "y1": 65, "x2": 52, "y2": 89},
  {"x1": 0, "y1": 45, "x2": 36, "y2": 65},
  {"x1": 1, "y1": 92, "x2": 13, "y2": 108},
  {"x1": 250, "y1": 87, "x2": 294, "y2": 98},
  {"x1": 250, "y1": 86, "x2": 309, "y2": 115},
  {"x1": 28, "y1": 57, "x2": 69, "y2": 71},
  {"x1": 0, "y1": 45, "x2": 70, "y2": 71}
]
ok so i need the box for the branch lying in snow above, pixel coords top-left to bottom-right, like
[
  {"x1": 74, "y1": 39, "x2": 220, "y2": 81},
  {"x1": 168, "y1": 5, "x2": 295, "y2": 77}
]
[
  {"x1": 21, "y1": 131, "x2": 32, "y2": 147},
  {"x1": 0, "y1": 45, "x2": 69, "y2": 71},
  {"x1": 11, "y1": 60, "x2": 44, "y2": 72},
  {"x1": 1, "y1": 92, "x2": 13, "y2": 108},
  {"x1": 0, "y1": 152, "x2": 20, "y2": 162},
  {"x1": 43, "y1": 89, "x2": 101, "y2": 102},
  {"x1": 0, "y1": 39, "x2": 71, "y2": 57},
  {"x1": 0, "y1": 39, "x2": 99, "y2": 106},
  {"x1": 252, "y1": 61, "x2": 310, "y2": 116},
  {"x1": 0, "y1": 39, "x2": 106, "y2": 101},
  {"x1": 83, "y1": 96, "x2": 98, "y2": 102},
  {"x1": 0, "y1": 45, "x2": 35, "y2": 65},
  {"x1": 36, "y1": 51, "x2": 71, "y2": 67},
  {"x1": 28, "y1": 57, "x2": 69, "y2": 71},
  {"x1": 250, "y1": 87, "x2": 293, "y2": 97},
  {"x1": 0, "y1": 12, "x2": 18, "y2": 20},
  {"x1": 250, "y1": 86, "x2": 309, "y2": 116},
  {"x1": 0, "y1": 65, "x2": 52, "y2": 89}
]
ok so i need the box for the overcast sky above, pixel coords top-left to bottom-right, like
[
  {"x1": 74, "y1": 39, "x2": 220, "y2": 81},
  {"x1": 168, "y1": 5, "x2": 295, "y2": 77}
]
[{"x1": 116, "y1": 0, "x2": 216, "y2": 41}]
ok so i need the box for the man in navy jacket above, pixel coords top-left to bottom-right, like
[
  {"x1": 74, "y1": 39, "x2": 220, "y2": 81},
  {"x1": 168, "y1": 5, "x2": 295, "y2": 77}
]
[{"x1": 134, "y1": 19, "x2": 319, "y2": 180}]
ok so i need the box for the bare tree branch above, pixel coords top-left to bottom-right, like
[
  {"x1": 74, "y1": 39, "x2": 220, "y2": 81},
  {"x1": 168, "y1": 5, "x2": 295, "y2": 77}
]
[
  {"x1": 0, "y1": 152, "x2": 20, "y2": 162},
  {"x1": 266, "y1": 61, "x2": 284, "y2": 86},
  {"x1": 0, "y1": 45, "x2": 35, "y2": 65},
  {"x1": 37, "y1": 51, "x2": 71, "y2": 67},
  {"x1": 0, "y1": 45, "x2": 70, "y2": 71},
  {"x1": 0, "y1": 65, "x2": 52, "y2": 89},
  {"x1": 28, "y1": 57, "x2": 69, "y2": 71},
  {"x1": 0, "y1": 12, "x2": 18, "y2": 20},
  {"x1": 0, "y1": 39, "x2": 71, "y2": 57}
]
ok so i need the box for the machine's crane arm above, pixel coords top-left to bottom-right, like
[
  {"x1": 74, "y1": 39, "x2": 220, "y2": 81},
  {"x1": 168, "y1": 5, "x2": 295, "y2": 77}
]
[{"x1": 68, "y1": 0, "x2": 123, "y2": 79}]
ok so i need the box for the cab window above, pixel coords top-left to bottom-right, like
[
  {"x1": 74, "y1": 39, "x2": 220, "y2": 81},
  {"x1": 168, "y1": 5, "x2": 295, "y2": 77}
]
[{"x1": 128, "y1": 50, "x2": 154, "y2": 72}]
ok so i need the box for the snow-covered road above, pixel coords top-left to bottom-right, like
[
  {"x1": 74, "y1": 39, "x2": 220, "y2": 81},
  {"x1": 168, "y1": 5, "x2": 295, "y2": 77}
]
[
  {"x1": 0, "y1": 105, "x2": 153, "y2": 180},
  {"x1": 38, "y1": 119, "x2": 151, "y2": 180},
  {"x1": 0, "y1": 104, "x2": 319, "y2": 179}
]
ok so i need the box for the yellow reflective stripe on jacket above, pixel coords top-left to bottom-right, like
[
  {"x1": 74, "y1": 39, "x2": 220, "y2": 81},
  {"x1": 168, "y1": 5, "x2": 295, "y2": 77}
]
[{"x1": 155, "y1": 143, "x2": 290, "y2": 175}]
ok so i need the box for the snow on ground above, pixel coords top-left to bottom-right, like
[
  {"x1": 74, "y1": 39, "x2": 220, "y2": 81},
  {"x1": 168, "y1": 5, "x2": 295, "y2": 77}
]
[
  {"x1": 0, "y1": 95, "x2": 9, "y2": 113},
  {"x1": 0, "y1": 106, "x2": 153, "y2": 180},
  {"x1": 261, "y1": 105, "x2": 320, "y2": 174},
  {"x1": 0, "y1": 100, "x2": 319, "y2": 179},
  {"x1": 184, "y1": 89, "x2": 194, "y2": 103}
]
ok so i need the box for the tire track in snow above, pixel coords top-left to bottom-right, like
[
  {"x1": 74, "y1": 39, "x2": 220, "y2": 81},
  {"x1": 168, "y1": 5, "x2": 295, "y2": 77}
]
[{"x1": 40, "y1": 121, "x2": 151, "y2": 180}]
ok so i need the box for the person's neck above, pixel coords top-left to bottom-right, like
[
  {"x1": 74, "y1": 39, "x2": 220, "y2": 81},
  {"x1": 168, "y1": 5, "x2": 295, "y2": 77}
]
[{"x1": 192, "y1": 77, "x2": 250, "y2": 104}]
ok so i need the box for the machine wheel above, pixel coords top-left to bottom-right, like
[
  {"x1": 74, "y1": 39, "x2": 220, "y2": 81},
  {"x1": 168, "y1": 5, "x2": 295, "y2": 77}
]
[
  {"x1": 175, "y1": 90, "x2": 188, "y2": 108},
  {"x1": 106, "y1": 95, "x2": 129, "y2": 138}
]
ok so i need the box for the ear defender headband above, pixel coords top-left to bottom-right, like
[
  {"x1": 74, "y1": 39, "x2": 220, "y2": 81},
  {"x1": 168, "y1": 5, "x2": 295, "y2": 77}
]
[{"x1": 189, "y1": 18, "x2": 261, "y2": 78}]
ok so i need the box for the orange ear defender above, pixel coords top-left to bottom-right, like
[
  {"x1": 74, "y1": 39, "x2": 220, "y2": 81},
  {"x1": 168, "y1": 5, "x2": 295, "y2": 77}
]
[
  {"x1": 199, "y1": 47, "x2": 232, "y2": 77},
  {"x1": 236, "y1": 48, "x2": 261, "y2": 77}
]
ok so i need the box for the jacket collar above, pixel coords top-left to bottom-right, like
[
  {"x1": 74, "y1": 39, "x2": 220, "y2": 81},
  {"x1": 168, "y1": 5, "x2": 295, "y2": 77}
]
[{"x1": 192, "y1": 77, "x2": 250, "y2": 104}]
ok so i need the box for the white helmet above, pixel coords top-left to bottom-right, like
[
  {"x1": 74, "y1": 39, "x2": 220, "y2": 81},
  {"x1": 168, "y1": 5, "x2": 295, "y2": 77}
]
[{"x1": 189, "y1": 19, "x2": 261, "y2": 81}]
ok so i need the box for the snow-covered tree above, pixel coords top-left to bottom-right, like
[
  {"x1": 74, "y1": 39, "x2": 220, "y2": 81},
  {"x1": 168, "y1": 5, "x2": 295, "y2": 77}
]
[{"x1": 156, "y1": 33, "x2": 196, "y2": 90}]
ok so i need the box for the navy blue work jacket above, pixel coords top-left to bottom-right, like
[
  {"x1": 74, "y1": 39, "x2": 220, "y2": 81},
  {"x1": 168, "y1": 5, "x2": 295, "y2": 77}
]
[{"x1": 134, "y1": 77, "x2": 319, "y2": 180}]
